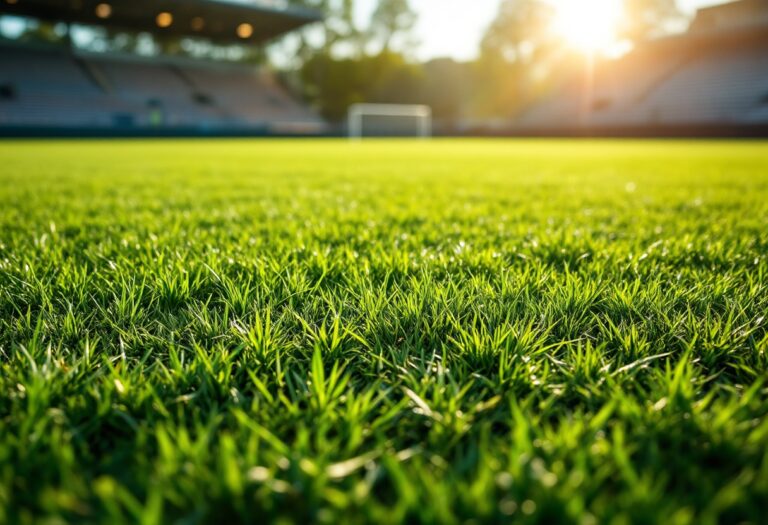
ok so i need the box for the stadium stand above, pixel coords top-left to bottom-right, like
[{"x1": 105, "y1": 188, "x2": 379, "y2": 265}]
[
  {"x1": 0, "y1": 44, "x2": 110, "y2": 127},
  {"x1": 514, "y1": 0, "x2": 768, "y2": 134},
  {"x1": 0, "y1": 0, "x2": 325, "y2": 134},
  {"x1": 639, "y1": 47, "x2": 768, "y2": 124}
]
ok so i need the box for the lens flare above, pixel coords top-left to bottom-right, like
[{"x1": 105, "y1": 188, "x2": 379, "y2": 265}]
[{"x1": 551, "y1": 0, "x2": 623, "y2": 54}]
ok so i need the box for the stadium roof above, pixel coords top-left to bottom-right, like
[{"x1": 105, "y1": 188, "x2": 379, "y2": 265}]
[
  {"x1": 690, "y1": 0, "x2": 768, "y2": 34},
  {"x1": 0, "y1": 0, "x2": 322, "y2": 43}
]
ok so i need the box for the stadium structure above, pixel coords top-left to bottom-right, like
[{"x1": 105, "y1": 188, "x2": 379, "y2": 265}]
[
  {"x1": 511, "y1": 0, "x2": 768, "y2": 136},
  {"x1": 1, "y1": 0, "x2": 768, "y2": 137},
  {"x1": 0, "y1": 0, "x2": 325, "y2": 135}
]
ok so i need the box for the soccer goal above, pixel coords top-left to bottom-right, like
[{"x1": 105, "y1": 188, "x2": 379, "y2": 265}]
[{"x1": 348, "y1": 103, "x2": 432, "y2": 139}]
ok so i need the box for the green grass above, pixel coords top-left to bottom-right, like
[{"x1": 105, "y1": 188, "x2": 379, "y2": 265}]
[{"x1": 1, "y1": 139, "x2": 767, "y2": 525}]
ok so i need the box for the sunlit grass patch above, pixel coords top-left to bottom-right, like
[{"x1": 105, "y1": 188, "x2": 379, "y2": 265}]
[{"x1": 0, "y1": 139, "x2": 767, "y2": 524}]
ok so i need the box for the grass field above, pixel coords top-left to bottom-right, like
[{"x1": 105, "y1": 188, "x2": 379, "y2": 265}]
[{"x1": 1, "y1": 139, "x2": 767, "y2": 524}]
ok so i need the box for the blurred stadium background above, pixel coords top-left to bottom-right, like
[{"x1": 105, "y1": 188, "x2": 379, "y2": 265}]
[{"x1": 0, "y1": 0, "x2": 766, "y2": 137}]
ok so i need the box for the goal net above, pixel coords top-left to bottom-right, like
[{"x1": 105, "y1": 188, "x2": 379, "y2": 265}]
[{"x1": 348, "y1": 104, "x2": 432, "y2": 139}]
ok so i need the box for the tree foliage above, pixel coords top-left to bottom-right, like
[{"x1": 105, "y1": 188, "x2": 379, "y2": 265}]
[
  {"x1": 472, "y1": 0, "x2": 558, "y2": 118},
  {"x1": 469, "y1": 0, "x2": 682, "y2": 118},
  {"x1": 291, "y1": 0, "x2": 422, "y2": 121},
  {"x1": 291, "y1": 0, "x2": 359, "y2": 54},
  {"x1": 369, "y1": 0, "x2": 418, "y2": 54},
  {"x1": 480, "y1": 0, "x2": 555, "y2": 64},
  {"x1": 300, "y1": 51, "x2": 423, "y2": 121}
]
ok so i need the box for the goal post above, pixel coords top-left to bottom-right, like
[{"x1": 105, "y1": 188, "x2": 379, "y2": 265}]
[{"x1": 348, "y1": 103, "x2": 432, "y2": 139}]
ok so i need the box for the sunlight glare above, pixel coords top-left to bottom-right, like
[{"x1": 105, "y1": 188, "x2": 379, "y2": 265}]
[{"x1": 551, "y1": 0, "x2": 624, "y2": 54}]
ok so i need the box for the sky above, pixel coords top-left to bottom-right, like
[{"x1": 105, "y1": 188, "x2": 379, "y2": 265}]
[{"x1": 355, "y1": 0, "x2": 731, "y2": 61}]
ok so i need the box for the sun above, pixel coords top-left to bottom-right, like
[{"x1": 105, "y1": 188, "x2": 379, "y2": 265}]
[{"x1": 550, "y1": 0, "x2": 624, "y2": 55}]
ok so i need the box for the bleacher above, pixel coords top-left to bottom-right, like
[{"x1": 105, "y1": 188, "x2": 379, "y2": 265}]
[
  {"x1": 640, "y1": 47, "x2": 768, "y2": 124},
  {"x1": 0, "y1": 43, "x2": 324, "y2": 132},
  {"x1": 514, "y1": 0, "x2": 768, "y2": 133},
  {"x1": 178, "y1": 64, "x2": 318, "y2": 127},
  {"x1": 0, "y1": 45, "x2": 107, "y2": 127},
  {"x1": 0, "y1": 0, "x2": 324, "y2": 134}
]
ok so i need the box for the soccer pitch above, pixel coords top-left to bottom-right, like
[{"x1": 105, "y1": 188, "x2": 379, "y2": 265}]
[{"x1": 1, "y1": 139, "x2": 767, "y2": 524}]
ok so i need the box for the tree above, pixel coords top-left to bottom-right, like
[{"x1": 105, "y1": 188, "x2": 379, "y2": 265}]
[
  {"x1": 291, "y1": 0, "x2": 361, "y2": 57},
  {"x1": 298, "y1": 51, "x2": 422, "y2": 121},
  {"x1": 17, "y1": 19, "x2": 66, "y2": 45},
  {"x1": 480, "y1": 0, "x2": 555, "y2": 64},
  {"x1": 277, "y1": 0, "x2": 362, "y2": 115},
  {"x1": 369, "y1": 0, "x2": 417, "y2": 54},
  {"x1": 281, "y1": 0, "x2": 422, "y2": 122},
  {"x1": 421, "y1": 59, "x2": 473, "y2": 122},
  {"x1": 474, "y1": 0, "x2": 556, "y2": 117}
]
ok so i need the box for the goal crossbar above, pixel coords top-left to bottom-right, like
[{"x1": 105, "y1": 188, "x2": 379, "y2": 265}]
[{"x1": 348, "y1": 103, "x2": 432, "y2": 139}]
